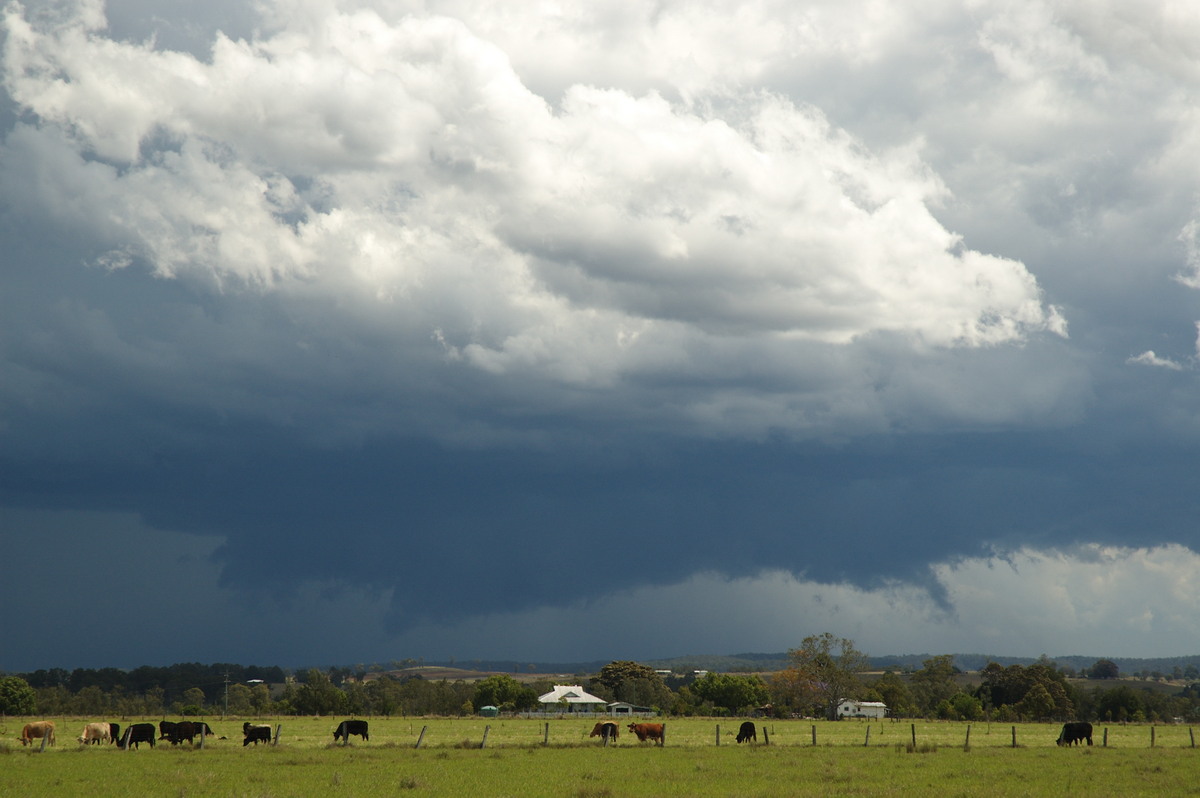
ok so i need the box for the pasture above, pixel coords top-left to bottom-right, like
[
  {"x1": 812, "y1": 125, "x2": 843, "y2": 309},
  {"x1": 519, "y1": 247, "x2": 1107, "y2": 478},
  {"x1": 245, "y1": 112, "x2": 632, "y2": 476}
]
[{"x1": 3, "y1": 716, "x2": 1200, "y2": 796}]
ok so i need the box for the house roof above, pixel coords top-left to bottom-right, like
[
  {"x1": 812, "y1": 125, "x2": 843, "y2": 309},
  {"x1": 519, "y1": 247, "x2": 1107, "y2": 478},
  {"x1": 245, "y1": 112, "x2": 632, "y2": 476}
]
[{"x1": 537, "y1": 685, "x2": 608, "y2": 705}]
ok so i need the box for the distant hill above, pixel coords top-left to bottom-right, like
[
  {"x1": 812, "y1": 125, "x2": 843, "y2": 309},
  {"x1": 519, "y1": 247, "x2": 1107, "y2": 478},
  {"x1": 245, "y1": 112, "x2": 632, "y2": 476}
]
[{"x1": 396, "y1": 652, "x2": 1200, "y2": 678}]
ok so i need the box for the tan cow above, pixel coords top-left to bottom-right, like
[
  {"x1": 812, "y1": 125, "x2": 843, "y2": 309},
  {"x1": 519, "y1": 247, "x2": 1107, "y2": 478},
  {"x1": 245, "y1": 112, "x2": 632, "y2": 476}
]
[
  {"x1": 79, "y1": 722, "x2": 111, "y2": 745},
  {"x1": 21, "y1": 720, "x2": 56, "y2": 746}
]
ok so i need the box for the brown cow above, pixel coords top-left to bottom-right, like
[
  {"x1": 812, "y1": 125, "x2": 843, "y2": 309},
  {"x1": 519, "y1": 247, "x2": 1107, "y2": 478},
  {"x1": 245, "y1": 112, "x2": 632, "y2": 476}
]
[
  {"x1": 589, "y1": 721, "x2": 619, "y2": 743},
  {"x1": 627, "y1": 722, "x2": 664, "y2": 745},
  {"x1": 21, "y1": 721, "x2": 55, "y2": 746}
]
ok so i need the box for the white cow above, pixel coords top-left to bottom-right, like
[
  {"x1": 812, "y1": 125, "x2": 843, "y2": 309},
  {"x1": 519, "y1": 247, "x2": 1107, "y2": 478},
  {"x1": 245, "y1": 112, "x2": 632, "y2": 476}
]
[{"x1": 79, "y1": 722, "x2": 111, "y2": 745}]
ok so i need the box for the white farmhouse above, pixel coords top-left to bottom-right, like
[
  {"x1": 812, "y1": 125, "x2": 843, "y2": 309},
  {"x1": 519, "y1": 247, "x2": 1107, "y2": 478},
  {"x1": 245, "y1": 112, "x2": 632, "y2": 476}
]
[
  {"x1": 537, "y1": 685, "x2": 609, "y2": 713},
  {"x1": 837, "y1": 699, "x2": 888, "y2": 719}
]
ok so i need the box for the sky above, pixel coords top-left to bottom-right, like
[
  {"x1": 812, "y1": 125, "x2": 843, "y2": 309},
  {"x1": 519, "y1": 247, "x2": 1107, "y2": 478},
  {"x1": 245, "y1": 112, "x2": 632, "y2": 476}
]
[{"x1": 5, "y1": 0, "x2": 1200, "y2": 673}]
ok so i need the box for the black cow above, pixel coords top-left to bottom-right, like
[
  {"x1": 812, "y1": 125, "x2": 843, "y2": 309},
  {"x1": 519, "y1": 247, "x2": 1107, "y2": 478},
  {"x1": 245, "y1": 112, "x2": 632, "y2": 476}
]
[
  {"x1": 333, "y1": 720, "x2": 369, "y2": 743},
  {"x1": 736, "y1": 721, "x2": 756, "y2": 743},
  {"x1": 159, "y1": 720, "x2": 178, "y2": 742},
  {"x1": 120, "y1": 723, "x2": 156, "y2": 749},
  {"x1": 1056, "y1": 721, "x2": 1093, "y2": 746},
  {"x1": 243, "y1": 722, "x2": 273, "y2": 746},
  {"x1": 108, "y1": 722, "x2": 121, "y2": 745},
  {"x1": 589, "y1": 721, "x2": 619, "y2": 743}
]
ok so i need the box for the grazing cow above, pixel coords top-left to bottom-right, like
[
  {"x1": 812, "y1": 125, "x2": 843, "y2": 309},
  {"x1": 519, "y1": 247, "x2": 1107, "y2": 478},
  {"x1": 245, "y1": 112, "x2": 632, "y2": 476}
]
[
  {"x1": 79, "y1": 722, "x2": 111, "y2": 745},
  {"x1": 627, "y1": 722, "x2": 665, "y2": 745},
  {"x1": 108, "y1": 723, "x2": 121, "y2": 745},
  {"x1": 1056, "y1": 721, "x2": 1094, "y2": 747},
  {"x1": 589, "y1": 721, "x2": 619, "y2": 743},
  {"x1": 243, "y1": 722, "x2": 273, "y2": 746},
  {"x1": 159, "y1": 720, "x2": 179, "y2": 741},
  {"x1": 736, "y1": 721, "x2": 756, "y2": 744},
  {"x1": 333, "y1": 720, "x2": 369, "y2": 743},
  {"x1": 20, "y1": 721, "x2": 55, "y2": 747},
  {"x1": 120, "y1": 723, "x2": 156, "y2": 749}
]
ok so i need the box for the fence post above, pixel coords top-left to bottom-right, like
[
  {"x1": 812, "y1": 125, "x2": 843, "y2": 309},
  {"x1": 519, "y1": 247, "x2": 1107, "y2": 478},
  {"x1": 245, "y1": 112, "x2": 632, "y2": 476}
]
[
  {"x1": 1103, "y1": 727, "x2": 1108, "y2": 747},
  {"x1": 911, "y1": 723, "x2": 916, "y2": 748},
  {"x1": 1011, "y1": 726, "x2": 1017, "y2": 748},
  {"x1": 273, "y1": 725, "x2": 281, "y2": 746},
  {"x1": 415, "y1": 725, "x2": 427, "y2": 749},
  {"x1": 716, "y1": 724, "x2": 720, "y2": 746},
  {"x1": 964, "y1": 725, "x2": 971, "y2": 750},
  {"x1": 1191, "y1": 728, "x2": 1195, "y2": 749},
  {"x1": 40, "y1": 731, "x2": 49, "y2": 752},
  {"x1": 199, "y1": 724, "x2": 205, "y2": 749},
  {"x1": 544, "y1": 722, "x2": 549, "y2": 746},
  {"x1": 763, "y1": 727, "x2": 770, "y2": 746},
  {"x1": 121, "y1": 726, "x2": 132, "y2": 751},
  {"x1": 812, "y1": 725, "x2": 817, "y2": 746},
  {"x1": 481, "y1": 725, "x2": 490, "y2": 749},
  {"x1": 864, "y1": 725, "x2": 870, "y2": 747},
  {"x1": 1151, "y1": 725, "x2": 1156, "y2": 748}
]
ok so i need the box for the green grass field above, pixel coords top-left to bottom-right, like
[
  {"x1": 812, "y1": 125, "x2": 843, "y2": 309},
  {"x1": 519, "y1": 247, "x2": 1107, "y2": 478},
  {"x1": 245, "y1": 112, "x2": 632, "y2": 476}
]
[{"x1": 3, "y1": 716, "x2": 1200, "y2": 796}]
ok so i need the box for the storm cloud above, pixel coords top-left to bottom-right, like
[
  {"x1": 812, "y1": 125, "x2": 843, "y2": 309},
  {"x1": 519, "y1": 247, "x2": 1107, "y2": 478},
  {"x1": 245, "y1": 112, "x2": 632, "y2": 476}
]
[{"x1": 4, "y1": 0, "x2": 1200, "y2": 670}]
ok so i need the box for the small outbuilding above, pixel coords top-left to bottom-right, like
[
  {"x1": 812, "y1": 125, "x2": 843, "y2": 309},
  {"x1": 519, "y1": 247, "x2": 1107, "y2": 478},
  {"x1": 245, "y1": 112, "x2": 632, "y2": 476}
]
[
  {"x1": 479, "y1": 705, "x2": 500, "y2": 718},
  {"x1": 837, "y1": 700, "x2": 888, "y2": 719},
  {"x1": 607, "y1": 701, "x2": 653, "y2": 714}
]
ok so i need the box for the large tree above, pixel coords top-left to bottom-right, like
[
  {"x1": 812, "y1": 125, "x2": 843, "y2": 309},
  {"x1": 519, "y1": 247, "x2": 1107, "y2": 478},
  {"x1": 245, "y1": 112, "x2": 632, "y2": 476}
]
[
  {"x1": 472, "y1": 674, "x2": 537, "y2": 712},
  {"x1": 909, "y1": 655, "x2": 959, "y2": 716},
  {"x1": 590, "y1": 661, "x2": 673, "y2": 709},
  {"x1": 0, "y1": 676, "x2": 36, "y2": 714},
  {"x1": 775, "y1": 633, "x2": 870, "y2": 720},
  {"x1": 689, "y1": 672, "x2": 770, "y2": 714}
]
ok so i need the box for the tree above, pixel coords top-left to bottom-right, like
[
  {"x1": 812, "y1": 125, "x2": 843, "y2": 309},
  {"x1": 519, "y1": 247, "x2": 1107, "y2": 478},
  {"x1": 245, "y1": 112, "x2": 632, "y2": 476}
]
[
  {"x1": 0, "y1": 676, "x2": 36, "y2": 714},
  {"x1": 472, "y1": 674, "x2": 536, "y2": 712},
  {"x1": 909, "y1": 655, "x2": 959, "y2": 716},
  {"x1": 180, "y1": 686, "x2": 206, "y2": 715},
  {"x1": 226, "y1": 684, "x2": 253, "y2": 715},
  {"x1": 689, "y1": 673, "x2": 770, "y2": 714},
  {"x1": 867, "y1": 672, "x2": 914, "y2": 717},
  {"x1": 289, "y1": 669, "x2": 347, "y2": 715},
  {"x1": 975, "y1": 662, "x2": 1073, "y2": 719},
  {"x1": 776, "y1": 633, "x2": 870, "y2": 720},
  {"x1": 590, "y1": 661, "x2": 672, "y2": 709},
  {"x1": 1090, "y1": 659, "x2": 1120, "y2": 679}
]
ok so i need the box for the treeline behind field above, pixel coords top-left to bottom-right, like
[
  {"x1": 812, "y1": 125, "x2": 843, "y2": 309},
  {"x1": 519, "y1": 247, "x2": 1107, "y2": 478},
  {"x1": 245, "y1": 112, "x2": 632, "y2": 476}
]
[{"x1": 6, "y1": 652, "x2": 1200, "y2": 723}]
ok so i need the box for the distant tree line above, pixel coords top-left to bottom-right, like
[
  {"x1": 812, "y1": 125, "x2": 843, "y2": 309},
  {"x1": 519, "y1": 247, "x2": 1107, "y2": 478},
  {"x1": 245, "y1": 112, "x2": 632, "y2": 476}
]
[{"x1": 6, "y1": 639, "x2": 1200, "y2": 722}]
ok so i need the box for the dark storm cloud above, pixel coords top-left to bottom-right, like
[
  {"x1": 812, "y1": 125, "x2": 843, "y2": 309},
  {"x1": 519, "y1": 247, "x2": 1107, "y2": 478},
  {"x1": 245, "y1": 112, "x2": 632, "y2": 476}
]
[{"x1": 7, "y1": 0, "x2": 1200, "y2": 667}]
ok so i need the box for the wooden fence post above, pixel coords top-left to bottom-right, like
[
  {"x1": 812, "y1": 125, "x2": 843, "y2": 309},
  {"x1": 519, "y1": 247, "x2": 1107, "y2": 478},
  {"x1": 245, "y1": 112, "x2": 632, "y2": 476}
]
[
  {"x1": 864, "y1": 725, "x2": 870, "y2": 747},
  {"x1": 40, "y1": 731, "x2": 49, "y2": 752},
  {"x1": 121, "y1": 726, "x2": 132, "y2": 751},
  {"x1": 911, "y1": 723, "x2": 917, "y2": 748},
  {"x1": 199, "y1": 724, "x2": 205, "y2": 749},
  {"x1": 716, "y1": 724, "x2": 720, "y2": 746},
  {"x1": 964, "y1": 725, "x2": 971, "y2": 750},
  {"x1": 1103, "y1": 728, "x2": 1108, "y2": 747},
  {"x1": 1151, "y1": 725, "x2": 1156, "y2": 748},
  {"x1": 273, "y1": 725, "x2": 281, "y2": 746},
  {"x1": 415, "y1": 725, "x2": 427, "y2": 749},
  {"x1": 543, "y1": 722, "x2": 549, "y2": 745},
  {"x1": 480, "y1": 725, "x2": 490, "y2": 749},
  {"x1": 1190, "y1": 727, "x2": 1195, "y2": 749},
  {"x1": 763, "y1": 727, "x2": 770, "y2": 745},
  {"x1": 1011, "y1": 726, "x2": 1017, "y2": 748},
  {"x1": 812, "y1": 725, "x2": 817, "y2": 746}
]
